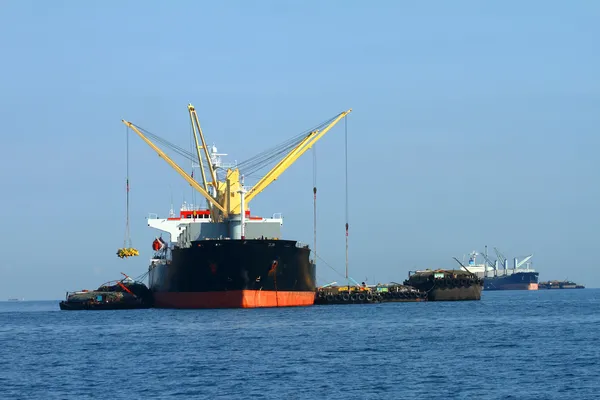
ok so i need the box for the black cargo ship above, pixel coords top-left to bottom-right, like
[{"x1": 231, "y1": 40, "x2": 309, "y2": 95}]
[
  {"x1": 123, "y1": 104, "x2": 352, "y2": 309},
  {"x1": 484, "y1": 271, "x2": 539, "y2": 291},
  {"x1": 459, "y1": 249, "x2": 540, "y2": 291},
  {"x1": 149, "y1": 239, "x2": 316, "y2": 308}
]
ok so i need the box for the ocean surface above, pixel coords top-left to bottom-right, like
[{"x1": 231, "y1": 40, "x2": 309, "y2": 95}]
[{"x1": 1, "y1": 289, "x2": 599, "y2": 399}]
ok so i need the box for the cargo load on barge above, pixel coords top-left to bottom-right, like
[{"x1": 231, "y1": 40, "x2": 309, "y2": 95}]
[
  {"x1": 122, "y1": 104, "x2": 351, "y2": 309},
  {"x1": 315, "y1": 283, "x2": 426, "y2": 305}
]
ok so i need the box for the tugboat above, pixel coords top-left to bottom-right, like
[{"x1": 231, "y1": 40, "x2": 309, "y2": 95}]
[{"x1": 59, "y1": 273, "x2": 153, "y2": 310}]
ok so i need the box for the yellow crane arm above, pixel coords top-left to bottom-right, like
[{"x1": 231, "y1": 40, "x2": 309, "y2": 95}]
[
  {"x1": 245, "y1": 109, "x2": 352, "y2": 203},
  {"x1": 121, "y1": 120, "x2": 228, "y2": 216},
  {"x1": 188, "y1": 104, "x2": 218, "y2": 190},
  {"x1": 188, "y1": 107, "x2": 209, "y2": 192}
]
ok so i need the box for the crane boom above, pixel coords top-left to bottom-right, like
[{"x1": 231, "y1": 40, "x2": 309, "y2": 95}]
[
  {"x1": 188, "y1": 104, "x2": 217, "y2": 190},
  {"x1": 494, "y1": 247, "x2": 507, "y2": 265},
  {"x1": 244, "y1": 109, "x2": 352, "y2": 204},
  {"x1": 188, "y1": 107, "x2": 209, "y2": 192},
  {"x1": 480, "y1": 252, "x2": 496, "y2": 269},
  {"x1": 123, "y1": 106, "x2": 351, "y2": 219},
  {"x1": 244, "y1": 131, "x2": 317, "y2": 202},
  {"x1": 121, "y1": 120, "x2": 228, "y2": 216},
  {"x1": 516, "y1": 255, "x2": 533, "y2": 269}
]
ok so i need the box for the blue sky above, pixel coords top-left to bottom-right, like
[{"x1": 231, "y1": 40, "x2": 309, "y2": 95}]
[{"x1": 1, "y1": 1, "x2": 598, "y2": 299}]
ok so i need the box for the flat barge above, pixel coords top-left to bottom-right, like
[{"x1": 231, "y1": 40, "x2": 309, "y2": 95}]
[
  {"x1": 314, "y1": 283, "x2": 427, "y2": 305},
  {"x1": 538, "y1": 280, "x2": 585, "y2": 289}
]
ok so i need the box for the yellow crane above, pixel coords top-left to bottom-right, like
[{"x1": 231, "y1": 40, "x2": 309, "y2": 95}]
[
  {"x1": 121, "y1": 104, "x2": 351, "y2": 226},
  {"x1": 187, "y1": 104, "x2": 221, "y2": 221}
]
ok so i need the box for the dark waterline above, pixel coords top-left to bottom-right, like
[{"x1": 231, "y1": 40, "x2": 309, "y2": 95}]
[{"x1": 1, "y1": 289, "x2": 599, "y2": 399}]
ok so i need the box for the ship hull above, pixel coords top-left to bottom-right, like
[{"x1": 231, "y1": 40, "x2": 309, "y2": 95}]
[
  {"x1": 484, "y1": 271, "x2": 539, "y2": 291},
  {"x1": 153, "y1": 290, "x2": 315, "y2": 309},
  {"x1": 149, "y1": 239, "x2": 316, "y2": 309}
]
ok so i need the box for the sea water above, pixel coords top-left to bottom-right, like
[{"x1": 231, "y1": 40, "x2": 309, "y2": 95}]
[{"x1": 1, "y1": 289, "x2": 599, "y2": 399}]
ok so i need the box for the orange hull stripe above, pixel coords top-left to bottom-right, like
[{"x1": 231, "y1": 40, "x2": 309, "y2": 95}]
[{"x1": 153, "y1": 290, "x2": 315, "y2": 309}]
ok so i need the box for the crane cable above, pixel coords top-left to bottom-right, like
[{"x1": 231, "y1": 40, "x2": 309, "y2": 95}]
[
  {"x1": 345, "y1": 115, "x2": 349, "y2": 285},
  {"x1": 118, "y1": 126, "x2": 139, "y2": 259},
  {"x1": 313, "y1": 144, "x2": 317, "y2": 265},
  {"x1": 124, "y1": 124, "x2": 131, "y2": 248}
]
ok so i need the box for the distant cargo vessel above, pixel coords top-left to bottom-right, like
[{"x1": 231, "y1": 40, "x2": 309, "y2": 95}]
[{"x1": 458, "y1": 247, "x2": 539, "y2": 291}]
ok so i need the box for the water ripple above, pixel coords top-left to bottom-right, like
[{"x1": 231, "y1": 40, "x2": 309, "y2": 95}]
[{"x1": 0, "y1": 290, "x2": 599, "y2": 399}]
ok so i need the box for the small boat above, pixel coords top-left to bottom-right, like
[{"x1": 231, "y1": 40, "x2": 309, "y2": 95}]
[{"x1": 59, "y1": 273, "x2": 153, "y2": 311}]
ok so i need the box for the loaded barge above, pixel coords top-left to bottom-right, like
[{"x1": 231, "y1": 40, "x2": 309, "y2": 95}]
[
  {"x1": 404, "y1": 269, "x2": 483, "y2": 301},
  {"x1": 538, "y1": 280, "x2": 585, "y2": 289},
  {"x1": 59, "y1": 274, "x2": 153, "y2": 310},
  {"x1": 315, "y1": 283, "x2": 426, "y2": 305},
  {"x1": 314, "y1": 266, "x2": 484, "y2": 305}
]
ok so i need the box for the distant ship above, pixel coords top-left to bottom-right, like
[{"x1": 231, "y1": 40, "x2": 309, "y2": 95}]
[
  {"x1": 458, "y1": 247, "x2": 539, "y2": 291},
  {"x1": 538, "y1": 280, "x2": 584, "y2": 289}
]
